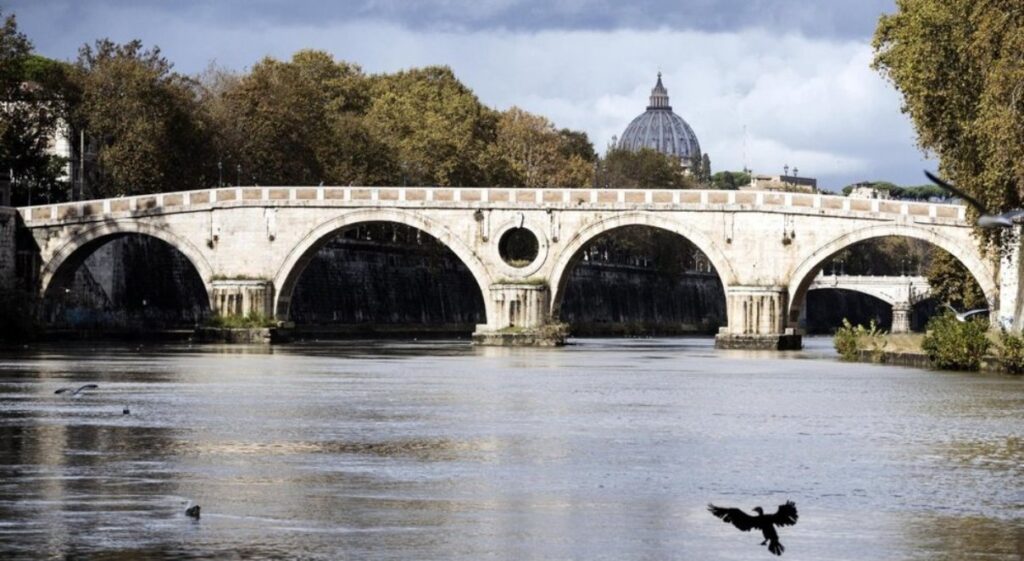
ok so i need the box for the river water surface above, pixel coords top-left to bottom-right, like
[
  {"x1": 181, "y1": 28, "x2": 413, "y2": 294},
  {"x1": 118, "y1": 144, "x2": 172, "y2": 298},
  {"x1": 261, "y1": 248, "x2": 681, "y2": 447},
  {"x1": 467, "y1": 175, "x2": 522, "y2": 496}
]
[{"x1": 0, "y1": 337, "x2": 1021, "y2": 560}]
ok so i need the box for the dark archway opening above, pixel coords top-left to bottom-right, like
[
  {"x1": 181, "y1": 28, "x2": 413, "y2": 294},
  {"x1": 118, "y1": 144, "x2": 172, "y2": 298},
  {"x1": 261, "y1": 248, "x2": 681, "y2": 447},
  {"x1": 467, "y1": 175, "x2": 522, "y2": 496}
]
[
  {"x1": 804, "y1": 289, "x2": 892, "y2": 334},
  {"x1": 799, "y1": 236, "x2": 986, "y2": 333},
  {"x1": 44, "y1": 235, "x2": 210, "y2": 333},
  {"x1": 287, "y1": 222, "x2": 485, "y2": 338},
  {"x1": 558, "y1": 225, "x2": 726, "y2": 336}
]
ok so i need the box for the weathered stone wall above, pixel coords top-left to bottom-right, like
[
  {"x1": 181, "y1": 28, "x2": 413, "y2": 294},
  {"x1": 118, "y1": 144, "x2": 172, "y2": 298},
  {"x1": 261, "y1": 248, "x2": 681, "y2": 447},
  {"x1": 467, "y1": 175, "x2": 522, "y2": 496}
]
[
  {"x1": 289, "y1": 240, "x2": 485, "y2": 327},
  {"x1": 0, "y1": 208, "x2": 15, "y2": 292},
  {"x1": 46, "y1": 236, "x2": 209, "y2": 329},
  {"x1": 561, "y1": 264, "x2": 725, "y2": 334}
]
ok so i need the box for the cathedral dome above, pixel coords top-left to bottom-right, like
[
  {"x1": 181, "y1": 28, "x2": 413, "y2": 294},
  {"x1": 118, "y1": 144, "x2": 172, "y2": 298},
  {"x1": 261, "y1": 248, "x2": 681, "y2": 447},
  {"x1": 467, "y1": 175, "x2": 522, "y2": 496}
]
[{"x1": 618, "y1": 73, "x2": 701, "y2": 164}]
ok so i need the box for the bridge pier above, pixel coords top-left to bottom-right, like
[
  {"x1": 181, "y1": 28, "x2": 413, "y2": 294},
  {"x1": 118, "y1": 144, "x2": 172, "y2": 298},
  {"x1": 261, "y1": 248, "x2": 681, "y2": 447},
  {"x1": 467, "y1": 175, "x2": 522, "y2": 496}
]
[
  {"x1": 210, "y1": 279, "x2": 274, "y2": 318},
  {"x1": 715, "y1": 286, "x2": 802, "y2": 350},
  {"x1": 891, "y1": 303, "x2": 912, "y2": 334},
  {"x1": 472, "y1": 283, "x2": 566, "y2": 346},
  {"x1": 998, "y1": 227, "x2": 1022, "y2": 331}
]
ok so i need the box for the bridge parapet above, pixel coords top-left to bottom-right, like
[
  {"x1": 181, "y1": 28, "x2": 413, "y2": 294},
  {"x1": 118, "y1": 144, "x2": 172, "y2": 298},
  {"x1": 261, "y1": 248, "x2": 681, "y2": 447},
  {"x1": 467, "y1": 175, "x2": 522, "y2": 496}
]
[{"x1": 16, "y1": 186, "x2": 969, "y2": 228}]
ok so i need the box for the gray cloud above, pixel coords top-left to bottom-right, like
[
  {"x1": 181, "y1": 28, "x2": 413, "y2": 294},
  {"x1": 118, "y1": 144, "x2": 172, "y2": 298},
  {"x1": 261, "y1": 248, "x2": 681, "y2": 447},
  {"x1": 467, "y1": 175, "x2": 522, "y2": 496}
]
[
  {"x1": 4, "y1": 1, "x2": 925, "y2": 189},
  {"x1": 6, "y1": 0, "x2": 895, "y2": 39}
]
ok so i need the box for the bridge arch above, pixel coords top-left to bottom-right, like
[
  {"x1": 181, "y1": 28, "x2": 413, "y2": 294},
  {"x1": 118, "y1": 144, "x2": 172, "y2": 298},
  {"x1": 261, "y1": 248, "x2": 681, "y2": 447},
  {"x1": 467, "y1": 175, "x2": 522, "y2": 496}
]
[
  {"x1": 273, "y1": 208, "x2": 494, "y2": 321},
  {"x1": 787, "y1": 223, "x2": 996, "y2": 325},
  {"x1": 40, "y1": 220, "x2": 215, "y2": 300},
  {"x1": 548, "y1": 211, "x2": 738, "y2": 318}
]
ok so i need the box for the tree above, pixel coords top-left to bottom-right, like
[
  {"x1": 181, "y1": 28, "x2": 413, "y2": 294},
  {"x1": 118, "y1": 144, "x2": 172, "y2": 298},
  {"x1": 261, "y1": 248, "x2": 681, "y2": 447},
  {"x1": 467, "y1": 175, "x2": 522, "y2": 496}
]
[
  {"x1": 598, "y1": 147, "x2": 693, "y2": 189},
  {"x1": 364, "y1": 66, "x2": 496, "y2": 186},
  {"x1": 486, "y1": 107, "x2": 595, "y2": 187},
  {"x1": 711, "y1": 170, "x2": 750, "y2": 190},
  {"x1": 74, "y1": 39, "x2": 212, "y2": 196},
  {"x1": 926, "y1": 249, "x2": 987, "y2": 309},
  {"x1": 701, "y1": 153, "x2": 712, "y2": 183},
  {"x1": 203, "y1": 50, "x2": 389, "y2": 186},
  {"x1": 873, "y1": 1, "x2": 1024, "y2": 246},
  {"x1": 0, "y1": 12, "x2": 70, "y2": 204}
]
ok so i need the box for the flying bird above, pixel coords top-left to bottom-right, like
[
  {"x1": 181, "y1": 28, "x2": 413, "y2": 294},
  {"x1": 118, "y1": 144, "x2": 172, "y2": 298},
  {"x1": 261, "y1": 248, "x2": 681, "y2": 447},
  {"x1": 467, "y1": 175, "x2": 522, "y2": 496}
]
[
  {"x1": 944, "y1": 303, "x2": 989, "y2": 322},
  {"x1": 54, "y1": 384, "x2": 98, "y2": 396},
  {"x1": 925, "y1": 170, "x2": 1024, "y2": 228},
  {"x1": 708, "y1": 500, "x2": 798, "y2": 556}
]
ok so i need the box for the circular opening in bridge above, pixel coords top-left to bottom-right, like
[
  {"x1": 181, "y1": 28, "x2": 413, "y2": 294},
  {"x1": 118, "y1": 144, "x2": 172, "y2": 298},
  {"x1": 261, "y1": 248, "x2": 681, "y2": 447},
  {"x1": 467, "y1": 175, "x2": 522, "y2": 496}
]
[{"x1": 498, "y1": 228, "x2": 539, "y2": 268}]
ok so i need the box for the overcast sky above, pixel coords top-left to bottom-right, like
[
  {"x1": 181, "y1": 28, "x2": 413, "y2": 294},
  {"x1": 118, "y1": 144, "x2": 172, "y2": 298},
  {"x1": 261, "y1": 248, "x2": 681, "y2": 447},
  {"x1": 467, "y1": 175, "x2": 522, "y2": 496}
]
[{"x1": 5, "y1": 0, "x2": 930, "y2": 190}]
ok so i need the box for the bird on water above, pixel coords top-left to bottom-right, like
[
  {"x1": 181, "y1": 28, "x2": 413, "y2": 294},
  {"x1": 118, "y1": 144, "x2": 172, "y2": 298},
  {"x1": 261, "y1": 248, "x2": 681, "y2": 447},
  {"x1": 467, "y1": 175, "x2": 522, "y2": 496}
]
[
  {"x1": 54, "y1": 384, "x2": 98, "y2": 396},
  {"x1": 708, "y1": 500, "x2": 799, "y2": 556},
  {"x1": 925, "y1": 170, "x2": 1024, "y2": 228}
]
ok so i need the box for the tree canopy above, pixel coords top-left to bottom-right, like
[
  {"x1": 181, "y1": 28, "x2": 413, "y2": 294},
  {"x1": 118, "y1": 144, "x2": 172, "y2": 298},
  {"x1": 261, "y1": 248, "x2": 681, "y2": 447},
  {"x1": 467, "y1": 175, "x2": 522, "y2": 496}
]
[
  {"x1": 0, "y1": 11, "x2": 70, "y2": 204},
  {"x1": 873, "y1": 0, "x2": 1024, "y2": 239}
]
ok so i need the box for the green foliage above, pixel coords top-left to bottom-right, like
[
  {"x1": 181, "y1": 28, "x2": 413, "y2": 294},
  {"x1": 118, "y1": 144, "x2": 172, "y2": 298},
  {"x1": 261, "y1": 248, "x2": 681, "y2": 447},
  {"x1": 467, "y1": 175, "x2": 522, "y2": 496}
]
[
  {"x1": 833, "y1": 318, "x2": 887, "y2": 362},
  {"x1": 998, "y1": 330, "x2": 1024, "y2": 374},
  {"x1": 711, "y1": 170, "x2": 750, "y2": 190},
  {"x1": 74, "y1": 39, "x2": 213, "y2": 197},
  {"x1": 926, "y1": 249, "x2": 987, "y2": 309},
  {"x1": 0, "y1": 12, "x2": 71, "y2": 205},
  {"x1": 364, "y1": 65, "x2": 497, "y2": 187},
  {"x1": 597, "y1": 147, "x2": 694, "y2": 189},
  {"x1": 487, "y1": 106, "x2": 595, "y2": 187},
  {"x1": 824, "y1": 236, "x2": 931, "y2": 276},
  {"x1": 873, "y1": 2, "x2": 1024, "y2": 248},
  {"x1": 205, "y1": 313, "x2": 277, "y2": 329},
  {"x1": 921, "y1": 312, "x2": 991, "y2": 371}
]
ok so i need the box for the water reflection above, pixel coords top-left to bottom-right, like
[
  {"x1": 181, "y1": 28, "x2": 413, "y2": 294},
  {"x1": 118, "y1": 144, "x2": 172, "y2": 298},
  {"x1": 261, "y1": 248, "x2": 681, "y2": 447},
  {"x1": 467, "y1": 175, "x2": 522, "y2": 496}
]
[{"x1": 0, "y1": 337, "x2": 1020, "y2": 560}]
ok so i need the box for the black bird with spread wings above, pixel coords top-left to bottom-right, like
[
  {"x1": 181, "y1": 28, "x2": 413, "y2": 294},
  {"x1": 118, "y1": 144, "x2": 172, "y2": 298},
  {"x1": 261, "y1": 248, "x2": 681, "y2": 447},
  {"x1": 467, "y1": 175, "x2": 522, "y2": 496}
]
[
  {"x1": 925, "y1": 170, "x2": 1024, "y2": 228},
  {"x1": 54, "y1": 384, "x2": 98, "y2": 396},
  {"x1": 708, "y1": 500, "x2": 798, "y2": 556}
]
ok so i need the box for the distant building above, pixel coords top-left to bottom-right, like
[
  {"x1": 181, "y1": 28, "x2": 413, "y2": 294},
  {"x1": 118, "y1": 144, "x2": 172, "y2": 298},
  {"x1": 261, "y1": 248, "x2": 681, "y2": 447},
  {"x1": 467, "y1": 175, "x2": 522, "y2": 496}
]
[
  {"x1": 847, "y1": 182, "x2": 891, "y2": 199},
  {"x1": 744, "y1": 173, "x2": 817, "y2": 193},
  {"x1": 618, "y1": 73, "x2": 702, "y2": 171}
]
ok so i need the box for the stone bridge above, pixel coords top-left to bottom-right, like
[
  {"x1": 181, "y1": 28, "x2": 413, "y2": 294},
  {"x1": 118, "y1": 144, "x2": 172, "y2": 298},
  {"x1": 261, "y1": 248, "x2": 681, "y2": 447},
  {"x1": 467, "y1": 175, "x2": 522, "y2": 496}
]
[
  {"x1": 5, "y1": 185, "x2": 1018, "y2": 348},
  {"x1": 807, "y1": 273, "x2": 932, "y2": 333}
]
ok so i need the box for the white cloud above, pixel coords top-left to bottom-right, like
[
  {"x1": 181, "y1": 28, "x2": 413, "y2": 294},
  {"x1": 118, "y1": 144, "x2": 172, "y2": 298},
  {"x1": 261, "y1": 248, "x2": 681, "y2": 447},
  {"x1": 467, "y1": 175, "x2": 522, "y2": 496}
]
[{"x1": 13, "y1": 3, "x2": 928, "y2": 189}]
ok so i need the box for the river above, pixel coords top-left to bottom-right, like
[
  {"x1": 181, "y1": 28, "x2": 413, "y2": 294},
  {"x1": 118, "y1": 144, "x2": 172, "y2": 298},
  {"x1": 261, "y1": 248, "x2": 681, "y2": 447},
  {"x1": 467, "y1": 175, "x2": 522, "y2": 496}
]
[{"x1": 0, "y1": 337, "x2": 1021, "y2": 560}]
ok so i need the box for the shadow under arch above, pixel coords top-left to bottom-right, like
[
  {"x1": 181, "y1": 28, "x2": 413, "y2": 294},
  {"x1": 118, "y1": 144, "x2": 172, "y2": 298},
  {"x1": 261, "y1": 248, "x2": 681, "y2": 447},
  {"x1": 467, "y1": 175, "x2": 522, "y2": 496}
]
[
  {"x1": 273, "y1": 208, "x2": 493, "y2": 321},
  {"x1": 803, "y1": 288, "x2": 894, "y2": 334},
  {"x1": 40, "y1": 220, "x2": 214, "y2": 300},
  {"x1": 786, "y1": 223, "x2": 997, "y2": 326},
  {"x1": 548, "y1": 212, "x2": 737, "y2": 320}
]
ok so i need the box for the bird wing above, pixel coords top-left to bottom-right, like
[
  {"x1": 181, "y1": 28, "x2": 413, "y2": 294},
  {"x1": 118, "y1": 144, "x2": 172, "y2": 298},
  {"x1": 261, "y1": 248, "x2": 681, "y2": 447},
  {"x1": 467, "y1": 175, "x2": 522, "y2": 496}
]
[
  {"x1": 708, "y1": 504, "x2": 756, "y2": 532},
  {"x1": 54, "y1": 388, "x2": 71, "y2": 394},
  {"x1": 767, "y1": 501, "x2": 798, "y2": 527},
  {"x1": 962, "y1": 308, "x2": 989, "y2": 319},
  {"x1": 74, "y1": 384, "x2": 99, "y2": 394},
  {"x1": 924, "y1": 170, "x2": 989, "y2": 214}
]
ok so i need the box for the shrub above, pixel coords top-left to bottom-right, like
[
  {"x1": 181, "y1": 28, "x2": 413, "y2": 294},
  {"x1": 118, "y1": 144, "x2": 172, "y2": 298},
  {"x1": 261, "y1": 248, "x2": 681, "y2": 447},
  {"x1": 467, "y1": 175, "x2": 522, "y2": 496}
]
[
  {"x1": 833, "y1": 318, "x2": 887, "y2": 362},
  {"x1": 921, "y1": 312, "x2": 990, "y2": 371},
  {"x1": 833, "y1": 318, "x2": 860, "y2": 361},
  {"x1": 998, "y1": 330, "x2": 1024, "y2": 375},
  {"x1": 205, "y1": 313, "x2": 277, "y2": 329}
]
